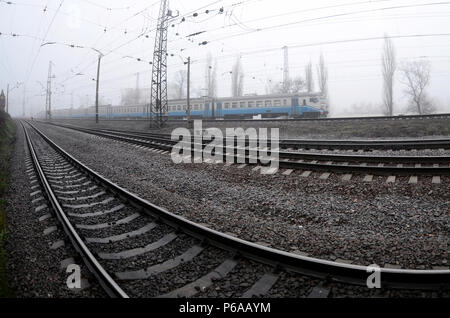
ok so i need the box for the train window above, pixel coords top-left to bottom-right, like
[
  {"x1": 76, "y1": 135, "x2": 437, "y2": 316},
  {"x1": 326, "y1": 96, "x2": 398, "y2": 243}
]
[
  {"x1": 240, "y1": 101, "x2": 246, "y2": 108},
  {"x1": 265, "y1": 100, "x2": 272, "y2": 107},
  {"x1": 256, "y1": 101, "x2": 263, "y2": 107},
  {"x1": 224, "y1": 102, "x2": 230, "y2": 109},
  {"x1": 283, "y1": 99, "x2": 287, "y2": 106},
  {"x1": 194, "y1": 104, "x2": 198, "y2": 110},
  {"x1": 274, "y1": 100, "x2": 281, "y2": 106},
  {"x1": 177, "y1": 105, "x2": 181, "y2": 110},
  {"x1": 248, "y1": 101, "x2": 254, "y2": 108},
  {"x1": 232, "y1": 102, "x2": 238, "y2": 108},
  {"x1": 183, "y1": 105, "x2": 187, "y2": 110}
]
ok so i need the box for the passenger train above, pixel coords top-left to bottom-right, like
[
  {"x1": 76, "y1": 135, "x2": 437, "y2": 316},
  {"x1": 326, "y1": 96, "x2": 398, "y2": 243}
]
[{"x1": 50, "y1": 93, "x2": 327, "y2": 120}]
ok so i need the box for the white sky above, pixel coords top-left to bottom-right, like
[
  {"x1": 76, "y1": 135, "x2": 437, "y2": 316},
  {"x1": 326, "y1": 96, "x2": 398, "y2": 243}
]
[{"x1": 1, "y1": 0, "x2": 450, "y2": 117}]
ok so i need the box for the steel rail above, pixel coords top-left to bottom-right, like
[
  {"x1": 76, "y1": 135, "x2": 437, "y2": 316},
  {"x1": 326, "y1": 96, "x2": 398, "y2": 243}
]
[
  {"x1": 42, "y1": 123, "x2": 450, "y2": 175},
  {"x1": 26, "y1": 121, "x2": 450, "y2": 290},
  {"x1": 100, "y1": 128, "x2": 450, "y2": 150},
  {"x1": 53, "y1": 112, "x2": 450, "y2": 123},
  {"x1": 46, "y1": 121, "x2": 450, "y2": 150},
  {"x1": 22, "y1": 122, "x2": 129, "y2": 298}
]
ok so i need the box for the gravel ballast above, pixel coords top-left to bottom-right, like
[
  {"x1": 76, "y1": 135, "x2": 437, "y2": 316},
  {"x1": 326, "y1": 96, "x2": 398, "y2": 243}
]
[
  {"x1": 4, "y1": 122, "x2": 105, "y2": 297},
  {"x1": 33, "y1": 122, "x2": 449, "y2": 271}
]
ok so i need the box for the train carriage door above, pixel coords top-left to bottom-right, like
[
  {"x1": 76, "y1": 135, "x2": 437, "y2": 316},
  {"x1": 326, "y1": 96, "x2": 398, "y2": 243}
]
[
  {"x1": 204, "y1": 102, "x2": 210, "y2": 118},
  {"x1": 217, "y1": 102, "x2": 222, "y2": 118},
  {"x1": 291, "y1": 97, "x2": 299, "y2": 116}
]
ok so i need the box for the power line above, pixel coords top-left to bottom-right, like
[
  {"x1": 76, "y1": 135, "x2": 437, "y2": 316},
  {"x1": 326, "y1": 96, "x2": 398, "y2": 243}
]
[
  {"x1": 25, "y1": 0, "x2": 65, "y2": 84},
  {"x1": 200, "y1": 1, "x2": 450, "y2": 45}
]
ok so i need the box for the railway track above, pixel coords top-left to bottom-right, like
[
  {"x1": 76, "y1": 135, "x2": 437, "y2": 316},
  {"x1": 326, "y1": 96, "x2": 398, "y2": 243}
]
[
  {"x1": 53, "y1": 112, "x2": 450, "y2": 123},
  {"x1": 41, "y1": 122, "x2": 450, "y2": 177},
  {"x1": 22, "y1": 121, "x2": 450, "y2": 298},
  {"x1": 98, "y1": 128, "x2": 450, "y2": 151},
  {"x1": 47, "y1": 121, "x2": 450, "y2": 151}
]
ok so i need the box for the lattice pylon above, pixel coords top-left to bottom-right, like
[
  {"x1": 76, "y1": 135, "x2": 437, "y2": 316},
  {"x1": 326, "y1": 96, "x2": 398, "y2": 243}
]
[{"x1": 149, "y1": 0, "x2": 169, "y2": 128}]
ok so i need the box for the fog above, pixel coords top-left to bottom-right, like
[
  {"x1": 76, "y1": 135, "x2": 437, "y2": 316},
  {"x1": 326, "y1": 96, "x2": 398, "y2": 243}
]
[{"x1": 1, "y1": 0, "x2": 450, "y2": 117}]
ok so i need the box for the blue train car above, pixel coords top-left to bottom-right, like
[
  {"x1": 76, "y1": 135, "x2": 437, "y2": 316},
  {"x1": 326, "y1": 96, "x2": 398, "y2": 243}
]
[{"x1": 49, "y1": 93, "x2": 327, "y2": 120}]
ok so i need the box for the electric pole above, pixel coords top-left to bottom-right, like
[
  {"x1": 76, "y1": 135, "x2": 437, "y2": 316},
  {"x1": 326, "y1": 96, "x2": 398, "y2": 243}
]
[
  {"x1": 45, "y1": 61, "x2": 53, "y2": 121},
  {"x1": 135, "y1": 72, "x2": 140, "y2": 104},
  {"x1": 149, "y1": 0, "x2": 170, "y2": 128},
  {"x1": 282, "y1": 46, "x2": 289, "y2": 93},
  {"x1": 186, "y1": 57, "x2": 191, "y2": 123},
  {"x1": 95, "y1": 53, "x2": 102, "y2": 124},
  {"x1": 22, "y1": 86, "x2": 26, "y2": 117}
]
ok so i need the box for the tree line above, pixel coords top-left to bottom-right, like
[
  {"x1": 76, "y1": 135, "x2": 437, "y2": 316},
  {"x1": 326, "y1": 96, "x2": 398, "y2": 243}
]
[
  {"x1": 122, "y1": 37, "x2": 437, "y2": 116},
  {"x1": 382, "y1": 34, "x2": 435, "y2": 115}
]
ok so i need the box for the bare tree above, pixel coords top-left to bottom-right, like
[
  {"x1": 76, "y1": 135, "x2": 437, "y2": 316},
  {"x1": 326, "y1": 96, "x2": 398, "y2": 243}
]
[
  {"x1": 205, "y1": 53, "x2": 217, "y2": 98},
  {"x1": 382, "y1": 34, "x2": 396, "y2": 116},
  {"x1": 400, "y1": 60, "x2": 434, "y2": 114},
  {"x1": 232, "y1": 55, "x2": 244, "y2": 97},
  {"x1": 268, "y1": 77, "x2": 305, "y2": 94},
  {"x1": 121, "y1": 87, "x2": 147, "y2": 104},
  {"x1": 171, "y1": 70, "x2": 187, "y2": 99},
  {"x1": 305, "y1": 61, "x2": 314, "y2": 93},
  {"x1": 120, "y1": 88, "x2": 136, "y2": 105},
  {"x1": 316, "y1": 52, "x2": 329, "y2": 112},
  {"x1": 265, "y1": 78, "x2": 275, "y2": 95}
]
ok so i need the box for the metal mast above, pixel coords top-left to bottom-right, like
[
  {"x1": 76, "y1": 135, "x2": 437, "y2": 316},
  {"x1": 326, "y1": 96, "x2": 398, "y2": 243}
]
[
  {"x1": 135, "y1": 72, "x2": 140, "y2": 105},
  {"x1": 22, "y1": 86, "x2": 26, "y2": 117},
  {"x1": 45, "y1": 61, "x2": 53, "y2": 120},
  {"x1": 282, "y1": 46, "x2": 289, "y2": 93},
  {"x1": 149, "y1": 0, "x2": 169, "y2": 128}
]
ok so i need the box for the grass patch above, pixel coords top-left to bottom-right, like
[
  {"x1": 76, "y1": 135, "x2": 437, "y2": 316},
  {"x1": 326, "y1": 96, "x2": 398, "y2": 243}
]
[{"x1": 0, "y1": 111, "x2": 16, "y2": 297}]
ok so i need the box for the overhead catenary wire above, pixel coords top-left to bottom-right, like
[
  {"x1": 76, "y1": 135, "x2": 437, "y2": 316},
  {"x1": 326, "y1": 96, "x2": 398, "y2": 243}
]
[
  {"x1": 3, "y1": 0, "x2": 450, "y2": 112},
  {"x1": 24, "y1": 0, "x2": 65, "y2": 84}
]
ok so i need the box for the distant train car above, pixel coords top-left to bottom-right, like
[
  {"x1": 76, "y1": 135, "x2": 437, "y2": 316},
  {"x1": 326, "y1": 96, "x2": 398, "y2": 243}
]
[
  {"x1": 168, "y1": 93, "x2": 326, "y2": 119},
  {"x1": 48, "y1": 93, "x2": 327, "y2": 120}
]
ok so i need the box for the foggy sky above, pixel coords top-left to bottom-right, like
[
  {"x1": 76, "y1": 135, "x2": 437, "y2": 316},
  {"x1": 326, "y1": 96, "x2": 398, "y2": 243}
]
[{"x1": 1, "y1": 0, "x2": 450, "y2": 117}]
